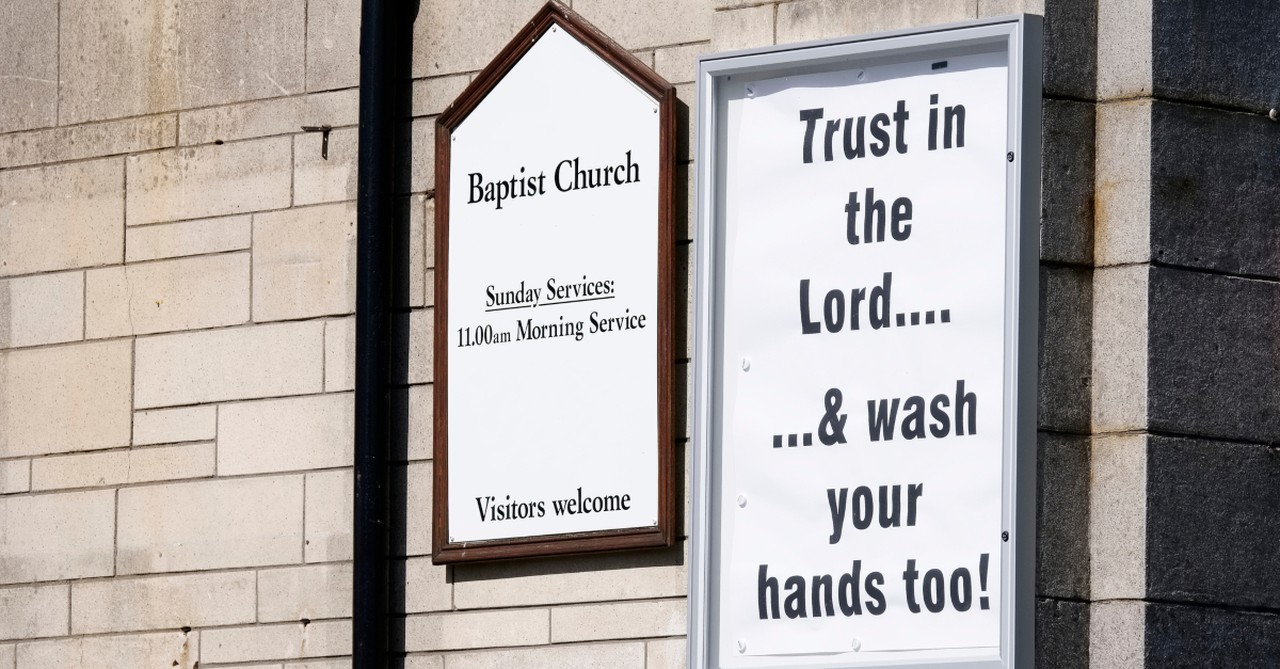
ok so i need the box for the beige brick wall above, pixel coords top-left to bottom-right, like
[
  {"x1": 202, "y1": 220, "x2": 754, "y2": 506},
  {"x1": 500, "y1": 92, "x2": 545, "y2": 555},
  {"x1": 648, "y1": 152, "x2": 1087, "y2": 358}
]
[
  {"x1": 1, "y1": 1, "x2": 364, "y2": 663},
  {"x1": 0, "y1": 1, "x2": 1055, "y2": 668}
]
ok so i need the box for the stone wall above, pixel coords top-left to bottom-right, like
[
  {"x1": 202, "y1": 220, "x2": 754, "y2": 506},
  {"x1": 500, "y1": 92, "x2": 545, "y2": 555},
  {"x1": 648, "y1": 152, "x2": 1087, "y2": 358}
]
[
  {"x1": 1087, "y1": 1, "x2": 1280, "y2": 665},
  {"x1": 1, "y1": 1, "x2": 369, "y2": 666},
  {"x1": 1, "y1": 1, "x2": 1276, "y2": 667}
]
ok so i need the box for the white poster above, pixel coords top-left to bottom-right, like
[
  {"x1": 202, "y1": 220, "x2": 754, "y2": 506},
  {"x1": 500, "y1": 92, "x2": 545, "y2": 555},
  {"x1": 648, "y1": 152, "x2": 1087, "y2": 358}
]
[
  {"x1": 716, "y1": 50, "x2": 1011, "y2": 664},
  {"x1": 445, "y1": 26, "x2": 661, "y2": 543}
]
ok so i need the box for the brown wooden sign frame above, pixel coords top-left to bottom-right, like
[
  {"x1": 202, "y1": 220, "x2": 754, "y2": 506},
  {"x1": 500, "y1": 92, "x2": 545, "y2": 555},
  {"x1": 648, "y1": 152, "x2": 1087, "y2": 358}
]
[{"x1": 431, "y1": 0, "x2": 677, "y2": 564}]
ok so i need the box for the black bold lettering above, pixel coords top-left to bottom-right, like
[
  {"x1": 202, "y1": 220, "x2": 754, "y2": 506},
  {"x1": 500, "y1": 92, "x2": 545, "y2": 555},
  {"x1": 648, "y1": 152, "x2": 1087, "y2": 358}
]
[
  {"x1": 893, "y1": 99, "x2": 910, "y2": 154},
  {"x1": 907, "y1": 483, "x2": 923, "y2": 526},
  {"x1": 842, "y1": 116, "x2": 866, "y2": 159},
  {"x1": 868, "y1": 398, "x2": 899, "y2": 442},
  {"x1": 823, "y1": 289, "x2": 845, "y2": 332},
  {"x1": 865, "y1": 571, "x2": 887, "y2": 615},
  {"x1": 862, "y1": 187, "x2": 885, "y2": 243},
  {"x1": 827, "y1": 488, "x2": 848, "y2": 544},
  {"x1": 811, "y1": 574, "x2": 834, "y2": 618},
  {"x1": 929, "y1": 394, "x2": 951, "y2": 437},
  {"x1": 870, "y1": 272, "x2": 892, "y2": 329},
  {"x1": 799, "y1": 280, "x2": 821, "y2": 334},
  {"x1": 951, "y1": 568, "x2": 973, "y2": 611},
  {"x1": 852, "y1": 486, "x2": 873, "y2": 530},
  {"x1": 839, "y1": 561, "x2": 863, "y2": 616},
  {"x1": 891, "y1": 197, "x2": 913, "y2": 241},
  {"x1": 784, "y1": 576, "x2": 807, "y2": 618},
  {"x1": 903, "y1": 560, "x2": 921, "y2": 613},
  {"x1": 945, "y1": 104, "x2": 966, "y2": 149},
  {"x1": 923, "y1": 569, "x2": 946, "y2": 613},
  {"x1": 869, "y1": 113, "x2": 891, "y2": 157},
  {"x1": 928, "y1": 93, "x2": 940, "y2": 151},
  {"x1": 799, "y1": 109, "x2": 824, "y2": 164},
  {"x1": 844, "y1": 191, "x2": 862, "y2": 245},
  {"x1": 878, "y1": 484, "x2": 902, "y2": 528},
  {"x1": 956, "y1": 379, "x2": 977, "y2": 436},
  {"x1": 758, "y1": 564, "x2": 779, "y2": 619},
  {"x1": 824, "y1": 119, "x2": 840, "y2": 162},
  {"x1": 902, "y1": 396, "x2": 926, "y2": 439},
  {"x1": 849, "y1": 288, "x2": 866, "y2": 330}
]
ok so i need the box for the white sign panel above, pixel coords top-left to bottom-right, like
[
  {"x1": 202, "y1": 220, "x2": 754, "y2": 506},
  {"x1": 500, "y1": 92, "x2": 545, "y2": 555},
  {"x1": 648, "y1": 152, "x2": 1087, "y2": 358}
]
[
  {"x1": 692, "y1": 17, "x2": 1040, "y2": 669},
  {"x1": 434, "y1": 6, "x2": 676, "y2": 563}
]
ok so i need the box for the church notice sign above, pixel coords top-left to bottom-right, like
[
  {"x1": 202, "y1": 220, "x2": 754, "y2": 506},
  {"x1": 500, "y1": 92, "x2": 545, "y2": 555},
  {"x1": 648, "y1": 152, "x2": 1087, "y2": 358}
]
[
  {"x1": 432, "y1": 2, "x2": 676, "y2": 563},
  {"x1": 689, "y1": 16, "x2": 1041, "y2": 668}
]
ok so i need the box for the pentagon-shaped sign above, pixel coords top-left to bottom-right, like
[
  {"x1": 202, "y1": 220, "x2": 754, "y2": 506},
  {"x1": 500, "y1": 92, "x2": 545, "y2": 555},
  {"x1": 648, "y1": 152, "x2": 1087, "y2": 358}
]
[{"x1": 432, "y1": 1, "x2": 676, "y2": 563}]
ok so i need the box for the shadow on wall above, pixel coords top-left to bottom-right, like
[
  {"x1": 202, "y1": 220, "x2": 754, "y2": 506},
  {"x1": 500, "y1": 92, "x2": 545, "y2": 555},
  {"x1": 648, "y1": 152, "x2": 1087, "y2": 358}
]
[{"x1": 380, "y1": 0, "x2": 422, "y2": 659}]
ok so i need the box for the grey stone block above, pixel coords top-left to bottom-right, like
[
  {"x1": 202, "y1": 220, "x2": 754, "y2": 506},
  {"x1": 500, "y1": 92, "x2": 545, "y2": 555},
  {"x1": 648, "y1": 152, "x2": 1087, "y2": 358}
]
[
  {"x1": 1094, "y1": 99, "x2": 1152, "y2": 267},
  {"x1": 1039, "y1": 266, "x2": 1092, "y2": 433},
  {"x1": 1148, "y1": 266, "x2": 1280, "y2": 443},
  {"x1": 1040, "y1": 99, "x2": 1094, "y2": 266},
  {"x1": 411, "y1": 0, "x2": 547, "y2": 78},
  {"x1": 0, "y1": 0, "x2": 58, "y2": 133},
  {"x1": 1150, "y1": 101, "x2": 1280, "y2": 279},
  {"x1": 1145, "y1": 601, "x2": 1280, "y2": 668},
  {"x1": 1037, "y1": 433, "x2": 1090, "y2": 599},
  {"x1": 1145, "y1": 435, "x2": 1280, "y2": 610},
  {"x1": 1042, "y1": 0, "x2": 1097, "y2": 100},
  {"x1": 1096, "y1": 0, "x2": 1152, "y2": 101},
  {"x1": 1036, "y1": 598, "x2": 1089, "y2": 669},
  {"x1": 711, "y1": 4, "x2": 774, "y2": 53},
  {"x1": 1152, "y1": 0, "x2": 1280, "y2": 111},
  {"x1": 775, "y1": 0, "x2": 978, "y2": 44},
  {"x1": 1091, "y1": 265, "x2": 1149, "y2": 433},
  {"x1": 1090, "y1": 601, "x2": 1146, "y2": 667},
  {"x1": 59, "y1": 0, "x2": 306, "y2": 124},
  {"x1": 1090, "y1": 434, "x2": 1148, "y2": 600},
  {"x1": 574, "y1": 0, "x2": 711, "y2": 49},
  {"x1": 306, "y1": 0, "x2": 361, "y2": 92}
]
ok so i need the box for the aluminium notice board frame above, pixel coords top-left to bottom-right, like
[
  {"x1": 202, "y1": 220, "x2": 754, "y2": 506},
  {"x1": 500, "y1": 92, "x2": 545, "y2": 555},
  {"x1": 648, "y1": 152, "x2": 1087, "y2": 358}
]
[
  {"x1": 689, "y1": 15, "x2": 1041, "y2": 669},
  {"x1": 432, "y1": 1, "x2": 677, "y2": 564}
]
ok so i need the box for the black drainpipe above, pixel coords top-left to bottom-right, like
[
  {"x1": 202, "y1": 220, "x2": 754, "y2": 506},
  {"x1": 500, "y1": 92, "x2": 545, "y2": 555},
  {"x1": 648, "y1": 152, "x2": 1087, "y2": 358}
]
[{"x1": 354, "y1": 0, "x2": 394, "y2": 665}]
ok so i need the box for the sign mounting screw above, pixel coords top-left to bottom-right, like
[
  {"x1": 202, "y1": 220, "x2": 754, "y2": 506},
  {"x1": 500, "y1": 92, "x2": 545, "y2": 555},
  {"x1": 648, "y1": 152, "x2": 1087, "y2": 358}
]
[
  {"x1": 737, "y1": 494, "x2": 747, "y2": 508},
  {"x1": 1006, "y1": 151, "x2": 1015, "y2": 162},
  {"x1": 852, "y1": 638, "x2": 862, "y2": 652},
  {"x1": 741, "y1": 358, "x2": 751, "y2": 371},
  {"x1": 737, "y1": 640, "x2": 747, "y2": 653}
]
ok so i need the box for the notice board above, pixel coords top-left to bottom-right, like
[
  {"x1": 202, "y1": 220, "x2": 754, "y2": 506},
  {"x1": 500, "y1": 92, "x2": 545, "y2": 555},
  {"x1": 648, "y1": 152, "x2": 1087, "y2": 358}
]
[
  {"x1": 689, "y1": 16, "x2": 1041, "y2": 668},
  {"x1": 433, "y1": 2, "x2": 676, "y2": 564}
]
